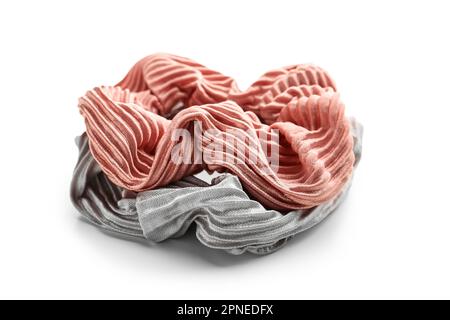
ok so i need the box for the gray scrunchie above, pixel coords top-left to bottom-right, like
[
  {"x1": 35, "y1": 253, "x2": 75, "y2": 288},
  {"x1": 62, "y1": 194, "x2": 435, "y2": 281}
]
[{"x1": 71, "y1": 119, "x2": 362, "y2": 255}]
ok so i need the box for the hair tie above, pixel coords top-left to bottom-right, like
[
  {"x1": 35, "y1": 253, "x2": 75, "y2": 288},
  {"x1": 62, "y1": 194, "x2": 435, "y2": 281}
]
[{"x1": 72, "y1": 53, "x2": 363, "y2": 255}]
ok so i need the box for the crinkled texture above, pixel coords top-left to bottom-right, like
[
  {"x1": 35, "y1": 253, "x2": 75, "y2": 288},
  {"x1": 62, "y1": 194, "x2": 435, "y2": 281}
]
[
  {"x1": 70, "y1": 119, "x2": 362, "y2": 255},
  {"x1": 78, "y1": 53, "x2": 355, "y2": 210}
]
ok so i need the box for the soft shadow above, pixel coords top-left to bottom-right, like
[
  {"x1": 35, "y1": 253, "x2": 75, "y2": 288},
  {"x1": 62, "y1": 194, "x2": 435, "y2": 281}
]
[
  {"x1": 280, "y1": 192, "x2": 353, "y2": 253},
  {"x1": 73, "y1": 192, "x2": 352, "y2": 268},
  {"x1": 75, "y1": 216, "x2": 258, "y2": 267}
]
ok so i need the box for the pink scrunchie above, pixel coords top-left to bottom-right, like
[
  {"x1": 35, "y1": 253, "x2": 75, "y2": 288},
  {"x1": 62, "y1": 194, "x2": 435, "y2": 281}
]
[{"x1": 78, "y1": 53, "x2": 354, "y2": 210}]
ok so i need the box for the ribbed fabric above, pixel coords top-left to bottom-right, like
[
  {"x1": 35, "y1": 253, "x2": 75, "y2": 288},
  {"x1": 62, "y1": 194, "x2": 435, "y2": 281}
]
[
  {"x1": 78, "y1": 53, "x2": 355, "y2": 210},
  {"x1": 70, "y1": 119, "x2": 362, "y2": 255},
  {"x1": 70, "y1": 134, "x2": 208, "y2": 238}
]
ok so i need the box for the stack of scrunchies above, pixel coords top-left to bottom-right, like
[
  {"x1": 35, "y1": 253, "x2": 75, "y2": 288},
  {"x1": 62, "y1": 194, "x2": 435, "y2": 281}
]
[{"x1": 71, "y1": 53, "x2": 363, "y2": 255}]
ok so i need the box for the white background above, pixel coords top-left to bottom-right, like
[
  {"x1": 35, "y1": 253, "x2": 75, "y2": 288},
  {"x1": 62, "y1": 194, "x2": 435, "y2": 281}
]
[{"x1": 0, "y1": 0, "x2": 449, "y2": 299}]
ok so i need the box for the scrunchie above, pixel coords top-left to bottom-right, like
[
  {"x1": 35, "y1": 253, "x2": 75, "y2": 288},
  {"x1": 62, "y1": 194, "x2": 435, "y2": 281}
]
[
  {"x1": 71, "y1": 119, "x2": 362, "y2": 255},
  {"x1": 78, "y1": 53, "x2": 355, "y2": 210},
  {"x1": 72, "y1": 53, "x2": 363, "y2": 255}
]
